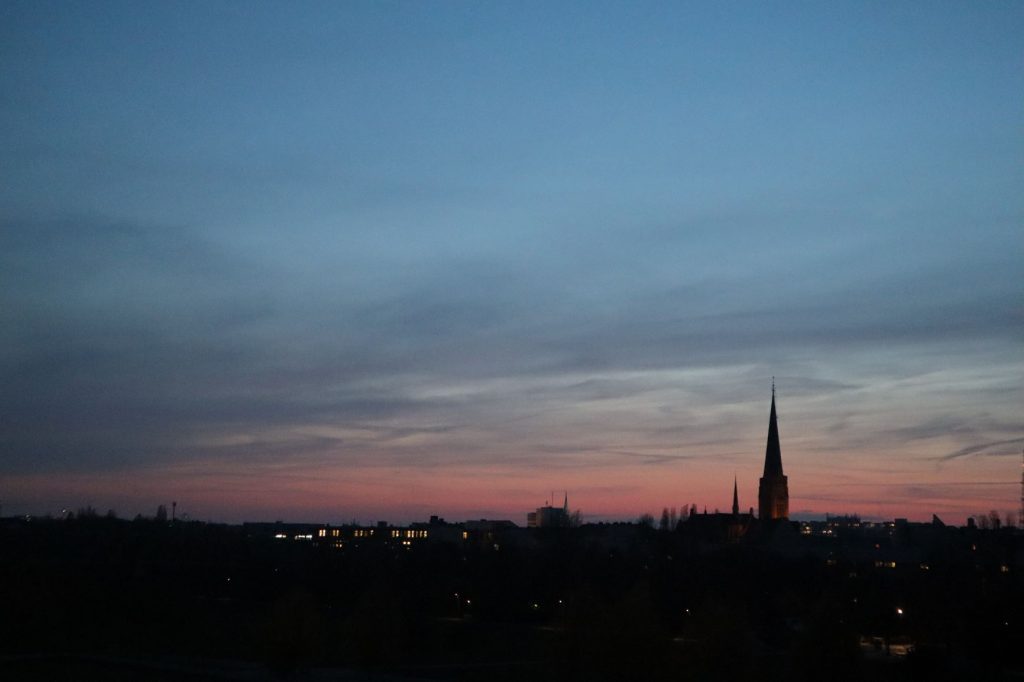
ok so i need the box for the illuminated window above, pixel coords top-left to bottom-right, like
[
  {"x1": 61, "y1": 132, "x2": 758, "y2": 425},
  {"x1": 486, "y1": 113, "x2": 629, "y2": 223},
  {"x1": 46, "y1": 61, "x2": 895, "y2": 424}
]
[
  {"x1": 318, "y1": 529, "x2": 326, "y2": 537},
  {"x1": 462, "y1": 531, "x2": 468, "y2": 540},
  {"x1": 332, "y1": 529, "x2": 339, "y2": 537},
  {"x1": 392, "y1": 530, "x2": 400, "y2": 538}
]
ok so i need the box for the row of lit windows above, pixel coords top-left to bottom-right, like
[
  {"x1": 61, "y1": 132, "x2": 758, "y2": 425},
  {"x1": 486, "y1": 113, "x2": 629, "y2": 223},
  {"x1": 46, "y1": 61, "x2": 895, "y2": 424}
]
[
  {"x1": 313, "y1": 524, "x2": 374, "y2": 536},
  {"x1": 390, "y1": 529, "x2": 428, "y2": 538},
  {"x1": 313, "y1": 524, "x2": 438, "y2": 536}
]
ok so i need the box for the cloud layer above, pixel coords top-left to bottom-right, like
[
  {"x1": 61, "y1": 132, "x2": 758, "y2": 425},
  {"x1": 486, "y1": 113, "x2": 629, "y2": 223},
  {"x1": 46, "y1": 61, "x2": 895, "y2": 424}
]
[{"x1": 1, "y1": 3, "x2": 1022, "y2": 522}]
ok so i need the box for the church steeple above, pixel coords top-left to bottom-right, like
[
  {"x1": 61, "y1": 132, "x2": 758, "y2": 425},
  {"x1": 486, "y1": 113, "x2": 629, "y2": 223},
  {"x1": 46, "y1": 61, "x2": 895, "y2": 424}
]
[
  {"x1": 758, "y1": 380, "x2": 790, "y2": 521},
  {"x1": 732, "y1": 476, "x2": 739, "y2": 516},
  {"x1": 763, "y1": 383, "x2": 784, "y2": 477}
]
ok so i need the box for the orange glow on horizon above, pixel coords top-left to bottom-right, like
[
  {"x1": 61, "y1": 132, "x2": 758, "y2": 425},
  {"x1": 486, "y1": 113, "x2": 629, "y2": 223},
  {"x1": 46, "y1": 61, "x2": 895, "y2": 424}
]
[{"x1": 6, "y1": 444, "x2": 1016, "y2": 526}]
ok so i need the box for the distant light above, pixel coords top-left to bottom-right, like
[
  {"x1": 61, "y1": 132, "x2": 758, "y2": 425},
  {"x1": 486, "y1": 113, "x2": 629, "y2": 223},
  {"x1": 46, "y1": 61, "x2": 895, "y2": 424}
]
[{"x1": 896, "y1": 607, "x2": 903, "y2": 616}]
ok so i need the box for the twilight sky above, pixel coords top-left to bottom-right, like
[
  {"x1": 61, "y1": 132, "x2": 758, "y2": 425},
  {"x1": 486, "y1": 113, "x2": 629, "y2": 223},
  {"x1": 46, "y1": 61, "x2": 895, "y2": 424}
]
[{"x1": 2, "y1": 2, "x2": 1022, "y2": 524}]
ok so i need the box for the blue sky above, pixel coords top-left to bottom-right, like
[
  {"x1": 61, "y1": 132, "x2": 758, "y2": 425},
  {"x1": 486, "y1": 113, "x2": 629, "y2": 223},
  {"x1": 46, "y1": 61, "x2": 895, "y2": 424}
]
[{"x1": 2, "y1": 2, "x2": 1022, "y2": 523}]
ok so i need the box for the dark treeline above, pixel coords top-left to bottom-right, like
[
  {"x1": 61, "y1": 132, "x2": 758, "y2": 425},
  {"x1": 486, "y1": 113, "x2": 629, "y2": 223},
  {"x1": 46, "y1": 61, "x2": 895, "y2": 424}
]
[{"x1": 0, "y1": 515, "x2": 1021, "y2": 681}]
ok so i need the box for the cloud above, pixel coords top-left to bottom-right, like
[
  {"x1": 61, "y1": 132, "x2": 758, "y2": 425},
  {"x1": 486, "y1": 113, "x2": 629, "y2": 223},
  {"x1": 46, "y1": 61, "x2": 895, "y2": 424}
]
[{"x1": 939, "y1": 437, "x2": 1024, "y2": 462}]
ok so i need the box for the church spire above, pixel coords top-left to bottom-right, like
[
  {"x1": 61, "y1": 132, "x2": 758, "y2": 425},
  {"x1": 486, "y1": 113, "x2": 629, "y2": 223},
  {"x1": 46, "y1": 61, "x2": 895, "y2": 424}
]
[
  {"x1": 732, "y1": 476, "x2": 739, "y2": 516},
  {"x1": 758, "y1": 381, "x2": 790, "y2": 520},
  {"x1": 763, "y1": 383, "x2": 784, "y2": 477}
]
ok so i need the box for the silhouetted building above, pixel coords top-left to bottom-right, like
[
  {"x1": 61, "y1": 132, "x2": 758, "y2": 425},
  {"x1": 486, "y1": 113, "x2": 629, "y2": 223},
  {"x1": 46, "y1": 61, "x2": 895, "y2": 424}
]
[
  {"x1": 758, "y1": 384, "x2": 790, "y2": 521},
  {"x1": 528, "y1": 493, "x2": 570, "y2": 528},
  {"x1": 684, "y1": 480, "x2": 755, "y2": 543}
]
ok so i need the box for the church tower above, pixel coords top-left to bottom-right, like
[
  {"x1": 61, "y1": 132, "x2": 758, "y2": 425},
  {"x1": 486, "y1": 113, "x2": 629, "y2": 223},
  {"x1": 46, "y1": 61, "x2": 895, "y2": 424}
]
[{"x1": 758, "y1": 382, "x2": 789, "y2": 520}]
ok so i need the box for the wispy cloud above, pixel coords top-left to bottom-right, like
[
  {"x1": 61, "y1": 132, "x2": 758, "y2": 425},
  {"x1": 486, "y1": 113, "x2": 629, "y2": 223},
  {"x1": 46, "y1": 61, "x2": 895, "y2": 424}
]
[{"x1": 938, "y1": 437, "x2": 1024, "y2": 462}]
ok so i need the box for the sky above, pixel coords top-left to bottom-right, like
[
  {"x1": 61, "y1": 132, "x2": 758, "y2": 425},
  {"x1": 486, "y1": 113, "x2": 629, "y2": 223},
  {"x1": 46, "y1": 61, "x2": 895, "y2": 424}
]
[{"x1": 1, "y1": 1, "x2": 1022, "y2": 524}]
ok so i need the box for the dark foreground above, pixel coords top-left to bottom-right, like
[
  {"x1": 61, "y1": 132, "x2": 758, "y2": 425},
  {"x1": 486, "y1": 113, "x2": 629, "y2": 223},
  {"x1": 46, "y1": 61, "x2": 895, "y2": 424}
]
[{"x1": 1, "y1": 516, "x2": 1021, "y2": 681}]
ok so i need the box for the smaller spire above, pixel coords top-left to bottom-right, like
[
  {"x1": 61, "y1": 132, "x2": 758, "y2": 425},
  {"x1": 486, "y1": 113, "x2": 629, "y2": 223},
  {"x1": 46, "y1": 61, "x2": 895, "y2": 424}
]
[{"x1": 732, "y1": 476, "x2": 739, "y2": 516}]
